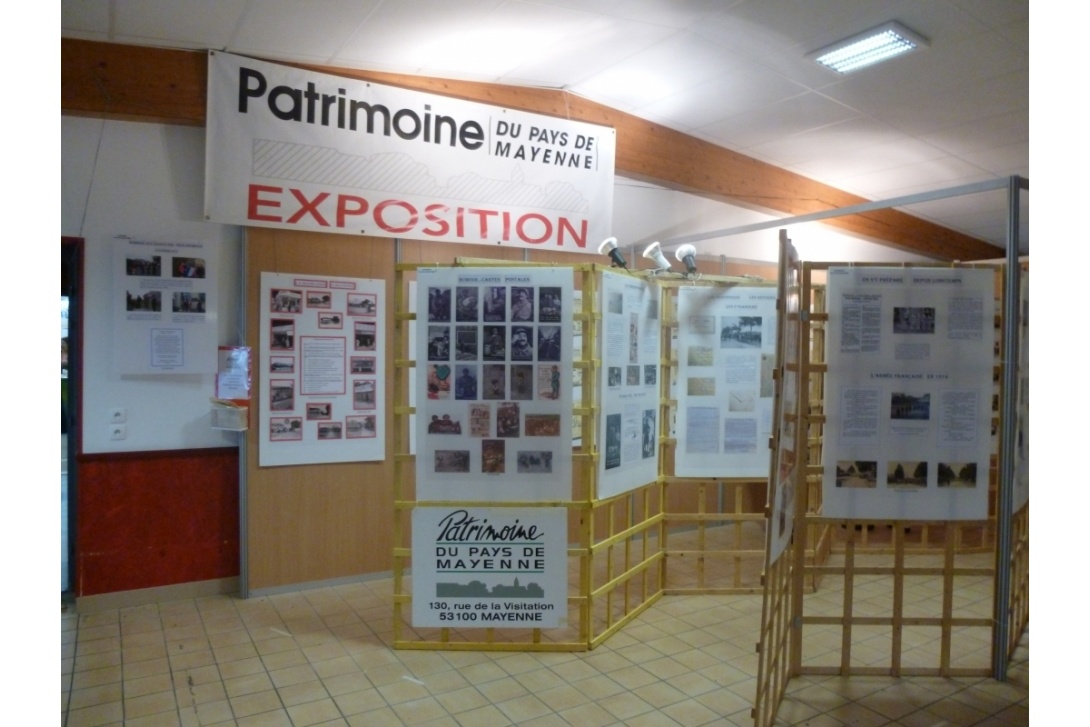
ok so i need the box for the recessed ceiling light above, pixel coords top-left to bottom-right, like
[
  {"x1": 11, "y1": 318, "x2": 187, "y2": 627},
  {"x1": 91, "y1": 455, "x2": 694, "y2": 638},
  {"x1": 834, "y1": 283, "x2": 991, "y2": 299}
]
[{"x1": 809, "y1": 21, "x2": 928, "y2": 74}]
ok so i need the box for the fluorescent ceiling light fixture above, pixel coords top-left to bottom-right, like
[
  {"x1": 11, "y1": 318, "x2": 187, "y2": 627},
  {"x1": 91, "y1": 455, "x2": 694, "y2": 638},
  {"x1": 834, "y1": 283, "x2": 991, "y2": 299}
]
[{"x1": 810, "y1": 21, "x2": 928, "y2": 74}]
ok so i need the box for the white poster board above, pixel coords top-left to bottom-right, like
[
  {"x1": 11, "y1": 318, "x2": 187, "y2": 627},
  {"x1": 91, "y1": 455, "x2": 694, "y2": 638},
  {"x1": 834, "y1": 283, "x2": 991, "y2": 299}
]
[
  {"x1": 768, "y1": 242, "x2": 801, "y2": 562},
  {"x1": 597, "y1": 271, "x2": 661, "y2": 498},
  {"x1": 206, "y1": 52, "x2": 615, "y2": 253},
  {"x1": 412, "y1": 507, "x2": 568, "y2": 628},
  {"x1": 259, "y1": 272, "x2": 385, "y2": 466},
  {"x1": 415, "y1": 267, "x2": 573, "y2": 502},
  {"x1": 675, "y1": 285, "x2": 778, "y2": 477},
  {"x1": 822, "y1": 267, "x2": 995, "y2": 520},
  {"x1": 113, "y1": 237, "x2": 218, "y2": 374}
]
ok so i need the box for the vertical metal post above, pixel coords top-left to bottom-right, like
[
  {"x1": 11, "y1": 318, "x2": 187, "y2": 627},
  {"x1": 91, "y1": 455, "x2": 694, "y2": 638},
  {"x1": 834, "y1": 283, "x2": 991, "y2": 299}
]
[{"x1": 992, "y1": 175, "x2": 1025, "y2": 680}]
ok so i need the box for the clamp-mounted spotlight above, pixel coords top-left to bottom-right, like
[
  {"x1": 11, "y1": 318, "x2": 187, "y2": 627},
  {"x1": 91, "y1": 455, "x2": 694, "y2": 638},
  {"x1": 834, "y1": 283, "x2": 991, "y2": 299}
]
[
  {"x1": 642, "y1": 241, "x2": 672, "y2": 273},
  {"x1": 597, "y1": 237, "x2": 627, "y2": 269},
  {"x1": 675, "y1": 243, "x2": 699, "y2": 277}
]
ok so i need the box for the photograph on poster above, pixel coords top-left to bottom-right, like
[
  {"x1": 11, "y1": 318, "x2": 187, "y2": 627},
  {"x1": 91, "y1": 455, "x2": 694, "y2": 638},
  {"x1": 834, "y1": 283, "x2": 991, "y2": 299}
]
[
  {"x1": 608, "y1": 367, "x2": 621, "y2": 387},
  {"x1": 317, "y1": 422, "x2": 342, "y2": 439},
  {"x1": 427, "y1": 364, "x2": 451, "y2": 399},
  {"x1": 642, "y1": 410, "x2": 656, "y2": 459},
  {"x1": 470, "y1": 405, "x2": 490, "y2": 437},
  {"x1": 427, "y1": 326, "x2": 450, "y2": 360},
  {"x1": 126, "y1": 255, "x2": 162, "y2": 276},
  {"x1": 511, "y1": 365, "x2": 533, "y2": 400},
  {"x1": 511, "y1": 287, "x2": 534, "y2": 321},
  {"x1": 306, "y1": 402, "x2": 331, "y2": 420},
  {"x1": 688, "y1": 314, "x2": 715, "y2": 334},
  {"x1": 456, "y1": 286, "x2": 479, "y2": 321},
  {"x1": 606, "y1": 290, "x2": 623, "y2": 314},
  {"x1": 511, "y1": 326, "x2": 534, "y2": 360},
  {"x1": 306, "y1": 291, "x2": 332, "y2": 308},
  {"x1": 539, "y1": 287, "x2": 561, "y2": 322},
  {"x1": 172, "y1": 292, "x2": 206, "y2": 313},
  {"x1": 347, "y1": 293, "x2": 377, "y2": 316},
  {"x1": 353, "y1": 321, "x2": 376, "y2": 350},
  {"x1": 836, "y1": 460, "x2": 878, "y2": 488},
  {"x1": 427, "y1": 414, "x2": 463, "y2": 434},
  {"x1": 483, "y1": 286, "x2": 506, "y2": 322},
  {"x1": 497, "y1": 403, "x2": 520, "y2": 437},
  {"x1": 271, "y1": 356, "x2": 294, "y2": 373},
  {"x1": 687, "y1": 346, "x2": 714, "y2": 366},
  {"x1": 538, "y1": 326, "x2": 561, "y2": 360},
  {"x1": 517, "y1": 451, "x2": 553, "y2": 473},
  {"x1": 317, "y1": 312, "x2": 342, "y2": 329},
  {"x1": 350, "y1": 356, "x2": 375, "y2": 374},
  {"x1": 605, "y1": 414, "x2": 621, "y2": 469},
  {"x1": 347, "y1": 415, "x2": 376, "y2": 438},
  {"x1": 482, "y1": 439, "x2": 505, "y2": 473},
  {"x1": 525, "y1": 414, "x2": 560, "y2": 437},
  {"x1": 688, "y1": 377, "x2": 716, "y2": 396},
  {"x1": 891, "y1": 392, "x2": 930, "y2": 420},
  {"x1": 436, "y1": 450, "x2": 470, "y2": 473},
  {"x1": 483, "y1": 326, "x2": 506, "y2": 359},
  {"x1": 455, "y1": 366, "x2": 479, "y2": 400},
  {"x1": 428, "y1": 287, "x2": 452, "y2": 321},
  {"x1": 352, "y1": 379, "x2": 375, "y2": 410},
  {"x1": 893, "y1": 306, "x2": 935, "y2": 334},
  {"x1": 720, "y1": 316, "x2": 763, "y2": 348},
  {"x1": 455, "y1": 326, "x2": 478, "y2": 360},
  {"x1": 482, "y1": 364, "x2": 505, "y2": 400},
  {"x1": 536, "y1": 364, "x2": 559, "y2": 400},
  {"x1": 172, "y1": 257, "x2": 206, "y2": 279},
  {"x1": 270, "y1": 289, "x2": 302, "y2": 313},
  {"x1": 270, "y1": 380, "x2": 294, "y2": 411},
  {"x1": 127, "y1": 290, "x2": 162, "y2": 312},
  {"x1": 887, "y1": 461, "x2": 927, "y2": 488},
  {"x1": 627, "y1": 366, "x2": 640, "y2": 386},
  {"x1": 270, "y1": 416, "x2": 302, "y2": 440},
  {"x1": 938, "y1": 462, "x2": 977, "y2": 488}
]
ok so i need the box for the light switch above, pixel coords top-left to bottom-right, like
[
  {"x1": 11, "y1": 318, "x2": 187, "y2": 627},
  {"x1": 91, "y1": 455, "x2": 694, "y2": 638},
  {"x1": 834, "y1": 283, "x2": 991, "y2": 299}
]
[
  {"x1": 110, "y1": 424, "x2": 127, "y2": 440},
  {"x1": 109, "y1": 408, "x2": 127, "y2": 423}
]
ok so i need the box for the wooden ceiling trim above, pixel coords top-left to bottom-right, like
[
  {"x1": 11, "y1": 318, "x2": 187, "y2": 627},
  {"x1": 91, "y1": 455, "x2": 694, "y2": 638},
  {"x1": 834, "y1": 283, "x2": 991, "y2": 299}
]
[{"x1": 61, "y1": 38, "x2": 1002, "y2": 260}]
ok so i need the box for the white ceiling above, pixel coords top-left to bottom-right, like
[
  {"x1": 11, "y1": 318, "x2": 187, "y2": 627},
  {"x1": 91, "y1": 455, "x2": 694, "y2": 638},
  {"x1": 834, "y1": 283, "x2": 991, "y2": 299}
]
[{"x1": 61, "y1": 0, "x2": 1029, "y2": 264}]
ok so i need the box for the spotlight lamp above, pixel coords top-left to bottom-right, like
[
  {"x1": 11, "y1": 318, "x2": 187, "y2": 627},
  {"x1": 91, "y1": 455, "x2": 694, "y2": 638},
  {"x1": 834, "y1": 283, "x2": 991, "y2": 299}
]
[
  {"x1": 675, "y1": 244, "x2": 699, "y2": 277},
  {"x1": 597, "y1": 237, "x2": 627, "y2": 269},
  {"x1": 641, "y1": 241, "x2": 672, "y2": 273}
]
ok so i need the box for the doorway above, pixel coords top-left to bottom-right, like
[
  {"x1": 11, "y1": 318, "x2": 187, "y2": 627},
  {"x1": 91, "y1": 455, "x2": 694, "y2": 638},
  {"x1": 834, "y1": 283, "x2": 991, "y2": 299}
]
[{"x1": 62, "y1": 238, "x2": 80, "y2": 599}]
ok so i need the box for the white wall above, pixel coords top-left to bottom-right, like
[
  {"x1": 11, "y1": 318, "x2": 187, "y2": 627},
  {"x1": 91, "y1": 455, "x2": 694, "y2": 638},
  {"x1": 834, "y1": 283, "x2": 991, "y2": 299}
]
[{"x1": 62, "y1": 117, "x2": 243, "y2": 453}]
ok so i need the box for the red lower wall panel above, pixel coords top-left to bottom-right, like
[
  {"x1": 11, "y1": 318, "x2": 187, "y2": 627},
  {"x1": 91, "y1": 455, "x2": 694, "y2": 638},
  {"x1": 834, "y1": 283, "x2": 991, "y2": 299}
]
[{"x1": 76, "y1": 448, "x2": 239, "y2": 597}]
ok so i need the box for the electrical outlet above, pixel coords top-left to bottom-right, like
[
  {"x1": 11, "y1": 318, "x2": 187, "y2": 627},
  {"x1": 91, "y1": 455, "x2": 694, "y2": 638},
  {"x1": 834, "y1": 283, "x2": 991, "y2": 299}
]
[
  {"x1": 109, "y1": 407, "x2": 127, "y2": 423},
  {"x1": 110, "y1": 424, "x2": 127, "y2": 440}
]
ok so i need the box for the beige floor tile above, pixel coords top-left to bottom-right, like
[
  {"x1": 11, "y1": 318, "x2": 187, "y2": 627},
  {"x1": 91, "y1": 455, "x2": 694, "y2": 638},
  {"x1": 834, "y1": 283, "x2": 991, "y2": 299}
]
[{"x1": 286, "y1": 697, "x2": 343, "y2": 726}]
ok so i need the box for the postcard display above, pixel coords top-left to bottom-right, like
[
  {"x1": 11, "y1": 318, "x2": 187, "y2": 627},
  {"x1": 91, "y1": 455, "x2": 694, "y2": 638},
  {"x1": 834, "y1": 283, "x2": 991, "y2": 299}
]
[
  {"x1": 411, "y1": 267, "x2": 574, "y2": 629},
  {"x1": 597, "y1": 271, "x2": 661, "y2": 499},
  {"x1": 258, "y1": 272, "x2": 386, "y2": 466},
  {"x1": 821, "y1": 267, "x2": 995, "y2": 520},
  {"x1": 674, "y1": 285, "x2": 779, "y2": 477}
]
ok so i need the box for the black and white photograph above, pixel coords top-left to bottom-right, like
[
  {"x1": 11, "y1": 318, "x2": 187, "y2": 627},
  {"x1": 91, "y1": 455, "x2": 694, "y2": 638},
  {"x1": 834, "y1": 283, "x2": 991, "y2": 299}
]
[
  {"x1": 511, "y1": 326, "x2": 534, "y2": 360},
  {"x1": 347, "y1": 415, "x2": 377, "y2": 438},
  {"x1": 306, "y1": 402, "x2": 331, "y2": 420},
  {"x1": 538, "y1": 287, "x2": 562, "y2": 322},
  {"x1": 427, "y1": 286, "x2": 452, "y2": 321},
  {"x1": 887, "y1": 460, "x2": 927, "y2": 488},
  {"x1": 270, "y1": 289, "x2": 302, "y2": 313},
  {"x1": 644, "y1": 364, "x2": 657, "y2": 387},
  {"x1": 604, "y1": 414, "x2": 621, "y2": 470},
  {"x1": 306, "y1": 291, "x2": 331, "y2": 308},
  {"x1": 937, "y1": 461, "x2": 978, "y2": 488},
  {"x1": 454, "y1": 365, "x2": 479, "y2": 400},
  {"x1": 627, "y1": 365, "x2": 640, "y2": 386},
  {"x1": 483, "y1": 325, "x2": 506, "y2": 360},
  {"x1": 455, "y1": 325, "x2": 478, "y2": 360},
  {"x1": 483, "y1": 364, "x2": 506, "y2": 400},
  {"x1": 537, "y1": 325, "x2": 561, "y2": 361},
  {"x1": 270, "y1": 380, "x2": 294, "y2": 411},
  {"x1": 347, "y1": 293, "x2": 377, "y2": 316},
  {"x1": 270, "y1": 356, "x2": 294, "y2": 373},
  {"x1": 350, "y1": 356, "x2": 375, "y2": 374},
  {"x1": 435, "y1": 450, "x2": 470, "y2": 473},
  {"x1": 719, "y1": 316, "x2": 763, "y2": 348},
  {"x1": 270, "y1": 416, "x2": 302, "y2": 441},
  {"x1": 511, "y1": 364, "x2": 534, "y2": 400},
  {"x1": 483, "y1": 286, "x2": 506, "y2": 321},
  {"x1": 354, "y1": 320, "x2": 376, "y2": 350},
  {"x1": 835, "y1": 460, "x2": 878, "y2": 488},
  {"x1": 893, "y1": 306, "x2": 935, "y2": 334},
  {"x1": 607, "y1": 366, "x2": 622, "y2": 387},
  {"x1": 427, "y1": 325, "x2": 450, "y2": 360},
  {"x1": 270, "y1": 319, "x2": 294, "y2": 350},
  {"x1": 353, "y1": 379, "x2": 376, "y2": 410},
  {"x1": 456, "y1": 286, "x2": 479, "y2": 321},
  {"x1": 890, "y1": 392, "x2": 930, "y2": 420},
  {"x1": 317, "y1": 312, "x2": 342, "y2": 329},
  {"x1": 517, "y1": 451, "x2": 553, "y2": 474},
  {"x1": 538, "y1": 364, "x2": 560, "y2": 400},
  {"x1": 510, "y1": 287, "x2": 534, "y2": 322},
  {"x1": 642, "y1": 409, "x2": 656, "y2": 459}
]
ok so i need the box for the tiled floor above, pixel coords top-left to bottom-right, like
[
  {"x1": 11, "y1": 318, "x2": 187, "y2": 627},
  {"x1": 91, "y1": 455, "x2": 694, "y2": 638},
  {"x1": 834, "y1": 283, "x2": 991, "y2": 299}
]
[{"x1": 61, "y1": 570, "x2": 1028, "y2": 727}]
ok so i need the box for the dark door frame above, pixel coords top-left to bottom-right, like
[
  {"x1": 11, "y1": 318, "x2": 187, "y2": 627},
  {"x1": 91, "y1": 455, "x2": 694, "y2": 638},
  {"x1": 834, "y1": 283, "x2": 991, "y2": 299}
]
[{"x1": 62, "y1": 236, "x2": 82, "y2": 602}]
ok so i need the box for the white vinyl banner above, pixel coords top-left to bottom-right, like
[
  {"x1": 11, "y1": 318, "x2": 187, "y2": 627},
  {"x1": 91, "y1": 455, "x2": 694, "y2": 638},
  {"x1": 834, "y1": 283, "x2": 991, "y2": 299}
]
[
  {"x1": 597, "y1": 271, "x2": 661, "y2": 499},
  {"x1": 412, "y1": 507, "x2": 568, "y2": 629},
  {"x1": 415, "y1": 267, "x2": 573, "y2": 502},
  {"x1": 822, "y1": 267, "x2": 995, "y2": 520},
  {"x1": 675, "y1": 285, "x2": 778, "y2": 477},
  {"x1": 259, "y1": 272, "x2": 385, "y2": 466},
  {"x1": 205, "y1": 52, "x2": 615, "y2": 253}
]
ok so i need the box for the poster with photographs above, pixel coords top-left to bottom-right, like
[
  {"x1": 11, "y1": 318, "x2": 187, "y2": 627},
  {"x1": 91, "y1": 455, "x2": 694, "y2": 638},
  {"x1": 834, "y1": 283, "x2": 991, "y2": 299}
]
[
  {"x1": 597, "y1": 271, "x2": 661, "y2": 499},
  {"x1": 416, "y1": 267, "x2": 573, "y2": 503},
  {"x1": 259, "y1": 272, "x2": 385, "y2": 466},
  {"x1": 411, "y1": 507, "x2": 568, "y2": 628},
  {"x1": 675, "y1": 285, "x2": 778, "y2": 477},
  {"x1": 822, "y1": 267, "x2": 995, "y2": 520},
  {"x1": 767, "y1": 240, "x2": 801, "y2": 563},
  {"x1": 113, "y1": 237, "x2": 219, "y2": 374}
]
